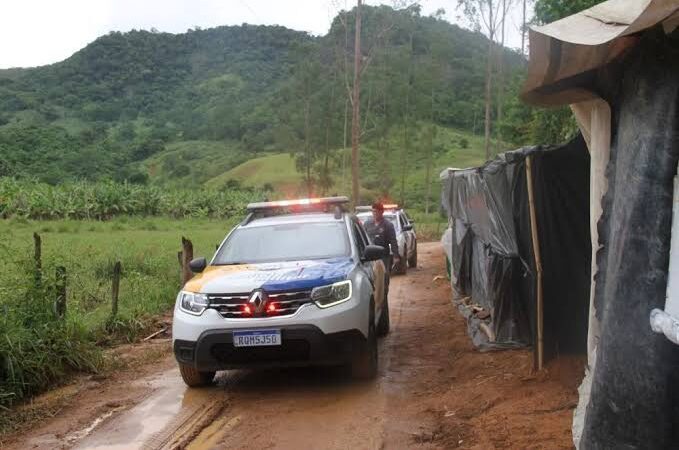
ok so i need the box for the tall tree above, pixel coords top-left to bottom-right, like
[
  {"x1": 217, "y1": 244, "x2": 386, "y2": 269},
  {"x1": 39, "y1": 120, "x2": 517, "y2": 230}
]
[
  {"x1": 457, "y1": 0, "x2": 506, "y2": 160},
  {"x1": 351, "y1": 0, "x2": 363, "y2": 205}
]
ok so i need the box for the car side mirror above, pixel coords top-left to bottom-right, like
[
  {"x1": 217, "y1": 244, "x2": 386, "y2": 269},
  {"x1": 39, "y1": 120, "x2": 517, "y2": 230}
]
[
  {"x1": 189, "y1": 257, "x2": 207, "y2": 273},
  {"x1": 363, "y1": 245, "x2": 386, "y2": 262},
  {"x1": 403, "y1": 224, "x2": 413, "y2": 231}
]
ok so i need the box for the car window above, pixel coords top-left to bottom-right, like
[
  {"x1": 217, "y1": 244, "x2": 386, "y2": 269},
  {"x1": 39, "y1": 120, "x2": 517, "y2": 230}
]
[
  {"x1": 213, "y1": 221, "x2": 350, "y2": 264},
  {"x1": 351, "y1": 220, "x2": 367, "y2": 255},
  {"x1": 355, "y1": 219, "x2": 371, "y2": 246},
  {"x1": 399, "y1": 213, "x2": 408, "y2": 229}
]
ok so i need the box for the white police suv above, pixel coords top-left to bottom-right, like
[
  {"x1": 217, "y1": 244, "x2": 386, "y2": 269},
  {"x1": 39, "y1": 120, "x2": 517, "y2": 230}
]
[{"x1": 172, "y1": 197, "x2": 389, "y2": 387}]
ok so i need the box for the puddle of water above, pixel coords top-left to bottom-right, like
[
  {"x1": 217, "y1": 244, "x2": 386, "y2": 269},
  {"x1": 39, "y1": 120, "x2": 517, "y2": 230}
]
[
  {"x1": 65, "y1": 407, "x2": 123, "y2": 445},
  {"x1": 72, "y1": 370, "x2": 188, "y2": 450}
]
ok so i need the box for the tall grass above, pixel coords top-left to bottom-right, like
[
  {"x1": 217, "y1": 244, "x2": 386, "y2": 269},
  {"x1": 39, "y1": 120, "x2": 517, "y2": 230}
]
[{"x1": 0, "y1": 217, "x2": 237, "y2": 411}]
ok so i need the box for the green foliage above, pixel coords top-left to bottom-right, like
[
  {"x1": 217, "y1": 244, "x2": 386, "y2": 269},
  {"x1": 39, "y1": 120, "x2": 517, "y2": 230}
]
[
  {"x1": 498, "y1": 71, "x2": 579, "y2": 147},
  {"x1": 533, "y1": 0, "x2": 606, "y2": 24},
  {"x1": 0, "y1": 178, "x2": 262, "y2": 220},
  {"x1": 0, "y1": 217, "x2": 237, "y2": 410},
  {"x1": 0, "y1": 5, "x2": 526, "y2": 197}
]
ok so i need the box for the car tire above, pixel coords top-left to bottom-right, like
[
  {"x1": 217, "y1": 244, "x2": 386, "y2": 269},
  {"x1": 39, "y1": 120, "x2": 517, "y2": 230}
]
[
  {"x1": 395, "y1": 252, "x2": 408, "y2": 275},
  {"x1": 377, "y1": 289, "x2": 390, "y2": 337},
  {"x1": 408, "y1": 243, "x2": 418, "y2": 268},
  {"x1": 179, "y1": 363, "x2": 215, "y2": 387},
  {"x1": 352, "y1": 304, "x2": 378, "y2": 380}
]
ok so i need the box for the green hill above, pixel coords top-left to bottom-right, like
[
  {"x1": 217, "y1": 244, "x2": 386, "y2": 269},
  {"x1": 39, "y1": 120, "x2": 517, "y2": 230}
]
[{"x1": 0, "y1": 4, "x2": 526, "y2": 208}]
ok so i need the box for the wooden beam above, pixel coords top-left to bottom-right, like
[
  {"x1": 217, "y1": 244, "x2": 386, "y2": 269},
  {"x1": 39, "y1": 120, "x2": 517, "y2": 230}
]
[{"x1": 526, "y1": 155, "x2": 544, "y2": 371}]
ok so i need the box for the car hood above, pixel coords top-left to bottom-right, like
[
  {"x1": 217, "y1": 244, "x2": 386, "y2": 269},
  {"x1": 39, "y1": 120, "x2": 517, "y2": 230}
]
[{"x1": 183, "y1": 257, "x2": 356, "y2": 294}]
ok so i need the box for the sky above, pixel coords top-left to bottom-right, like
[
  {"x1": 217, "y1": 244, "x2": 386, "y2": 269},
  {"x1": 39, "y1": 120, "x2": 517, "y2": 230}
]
[{"x1": 0, "y1": 0, "x2": 530, "y2": 69}]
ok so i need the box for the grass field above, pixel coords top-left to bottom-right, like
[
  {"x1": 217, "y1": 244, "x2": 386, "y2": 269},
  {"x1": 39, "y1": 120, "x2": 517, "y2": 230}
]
[
  {"x1": 144, "y1": 140, "x2": 250, "y2": 187},
  {"x1": 0, "y1": 217, "x2": 237, "y2": 410},
  {"x1": 202, "y1": 125, "x2": 495, "y2": 209},
  {"x1": 206, "y1": 153, "x2": 299, "y2": 193}
]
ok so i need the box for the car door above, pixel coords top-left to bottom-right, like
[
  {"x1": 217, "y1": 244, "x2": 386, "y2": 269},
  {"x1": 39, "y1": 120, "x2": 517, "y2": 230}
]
[
  {"x1": 352, "y1": 219, "x2": 385, "y2": 321},
  {"x1": 398, "y1": 213, "x2": 413, "y2": 259}
]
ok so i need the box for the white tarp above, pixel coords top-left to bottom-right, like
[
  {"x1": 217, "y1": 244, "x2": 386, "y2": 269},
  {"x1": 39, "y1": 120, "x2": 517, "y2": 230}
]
[{"x1": 522, "y1": 0, "x2": 679, "y2": 106}]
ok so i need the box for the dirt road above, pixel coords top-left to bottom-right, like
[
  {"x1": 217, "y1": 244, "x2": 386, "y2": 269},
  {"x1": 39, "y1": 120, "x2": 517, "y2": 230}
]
[{"x1": 8, "y1": 243, "x2": 580, "y2": 449}]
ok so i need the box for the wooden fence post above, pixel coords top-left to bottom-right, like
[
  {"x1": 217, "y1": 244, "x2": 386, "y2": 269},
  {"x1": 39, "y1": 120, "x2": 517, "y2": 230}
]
[
  {"x1": 111, "y1": 261, "x2": 121, "y2": 318},
  {"x1": 180, "y1": 237, "x2": 194, "y2": 286},
  {"x1": 55, "y1": 266, "x2": 67, "y2": 318},
  {"x1": 33, "y1": 232, "x2": 42, "y2": 287}
]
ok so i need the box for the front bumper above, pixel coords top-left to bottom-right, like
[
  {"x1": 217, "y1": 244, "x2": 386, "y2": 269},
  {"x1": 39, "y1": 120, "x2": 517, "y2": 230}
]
[
  {"x1": 174, "y1": 325, "x2": 367, "y2": 371},
  {"x1": 173, "y1": 291, "x2": 369, "y2": 343}
]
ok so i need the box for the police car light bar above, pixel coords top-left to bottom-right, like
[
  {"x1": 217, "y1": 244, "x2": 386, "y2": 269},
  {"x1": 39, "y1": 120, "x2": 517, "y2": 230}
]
[
  {"x1": 246, "y1": 196, "x2": 350, "y2": 211},
  {"x1": 383, "y1": 204, "x2": 399, "y2": 210}
]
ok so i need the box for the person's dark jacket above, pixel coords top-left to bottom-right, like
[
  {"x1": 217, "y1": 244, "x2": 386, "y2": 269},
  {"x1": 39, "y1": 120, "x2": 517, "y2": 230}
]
[{"x1": 363, "y1": 218, "x2": 399, "y2": 259}]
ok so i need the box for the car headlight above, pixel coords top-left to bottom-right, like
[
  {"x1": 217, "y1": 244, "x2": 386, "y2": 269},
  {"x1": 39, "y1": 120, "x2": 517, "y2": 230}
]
[
  {"x1": 178, "y1": 291, "x2": 209, "y2": 315},
  {"x1": 311, "y1": 280, "x2": 352, "y2": 308}
]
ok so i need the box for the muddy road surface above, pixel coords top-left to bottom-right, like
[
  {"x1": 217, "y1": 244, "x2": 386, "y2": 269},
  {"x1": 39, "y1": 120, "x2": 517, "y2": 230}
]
[{"x1": 8, "y1": 242, "x2": 580, "y2": 449}]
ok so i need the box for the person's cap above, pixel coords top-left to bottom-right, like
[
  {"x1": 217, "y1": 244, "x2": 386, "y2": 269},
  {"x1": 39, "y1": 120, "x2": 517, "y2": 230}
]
[{"x1": 371, "y1": 202, "x2": 384, "y2": 211}]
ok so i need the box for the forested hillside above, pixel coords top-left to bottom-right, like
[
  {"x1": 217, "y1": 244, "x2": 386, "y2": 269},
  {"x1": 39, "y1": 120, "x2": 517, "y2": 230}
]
[{"x1": 0, "y1": 4, "x2": 530, "y2": 203}]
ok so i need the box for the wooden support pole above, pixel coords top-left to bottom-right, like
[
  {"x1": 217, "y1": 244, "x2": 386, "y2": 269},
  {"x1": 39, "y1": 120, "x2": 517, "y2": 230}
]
[
  {"x1": 526, "y1": 155, "x2": 544, "y2": 371},
  {"x1": 181, "y1": 237, "x2": 194, "y2": 287},
  {"x1": 111, "y1": 261, "x2": 121, "y2": 318},
  {"x1": 33, "y1": 232, "x2": 42, "y2": 286},
  {"x1": 55, "y1": 266, "x2": 67, "y2": 319}
]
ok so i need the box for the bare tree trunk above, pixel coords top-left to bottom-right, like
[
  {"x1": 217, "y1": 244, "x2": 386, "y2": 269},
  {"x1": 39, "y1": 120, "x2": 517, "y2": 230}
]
[
  {"x1": 521, "y1": 0, "x2": 527, "y2": 56},
  {"x1": 342, "y1": 98, "x2": 348, "y2": 188},
  {"x1": 323, "y1": 72, "x2": 336, "y2": 196},
  {"x1": 400, "y1": 31, "x2": 414, "y2": 206},
  {"x1": 425, "y1": 89, "x2": 435, "y2": 215},
  {"x1": 496, "y1": 0, "x2": 507, "y2": 155},
  {"x1": 304, "y1": 96, "x2": 312, "y2": 196},
  {"x1": 484, "y1": 0, "x2": 495, "y2": 161},
  {"x1": 351, "y1": 0, "x2": 363, "y2": 205}
]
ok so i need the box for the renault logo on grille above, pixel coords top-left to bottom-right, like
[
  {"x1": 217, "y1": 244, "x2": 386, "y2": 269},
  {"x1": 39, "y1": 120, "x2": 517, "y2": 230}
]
[{"x1": 248, "y1": 290, "x2": 266, "y2": 313}]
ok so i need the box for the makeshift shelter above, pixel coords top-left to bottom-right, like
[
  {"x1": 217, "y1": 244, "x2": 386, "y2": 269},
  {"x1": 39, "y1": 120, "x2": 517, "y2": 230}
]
[
  {"x1": 522, "y1": 1, "x2": 679, "y2": 448},
  {"x1": 440, "y1": 138, "x2": 591, "y2": 365}
]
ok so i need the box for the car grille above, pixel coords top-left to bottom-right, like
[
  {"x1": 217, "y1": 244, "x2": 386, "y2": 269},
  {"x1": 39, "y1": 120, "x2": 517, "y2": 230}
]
[{"x1": 207, "y1": 290, "x2": 314, "y2": 319}]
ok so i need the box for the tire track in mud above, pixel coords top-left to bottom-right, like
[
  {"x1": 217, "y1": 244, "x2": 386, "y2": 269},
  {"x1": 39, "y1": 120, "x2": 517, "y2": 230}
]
[{"x1": 141, "y1": 396, "x2": 228, "y2": 450}]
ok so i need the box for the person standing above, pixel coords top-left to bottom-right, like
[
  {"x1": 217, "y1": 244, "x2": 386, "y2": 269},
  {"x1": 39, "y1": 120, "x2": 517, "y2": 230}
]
[{"x1": 362, "y1": 202, "x2": 400, "y2": 273}]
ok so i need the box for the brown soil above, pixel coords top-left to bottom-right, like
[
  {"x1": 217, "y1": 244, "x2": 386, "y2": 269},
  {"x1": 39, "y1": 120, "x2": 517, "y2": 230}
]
[{"x1": 5, "y1": 242, "x2": 582, "y2": 449}]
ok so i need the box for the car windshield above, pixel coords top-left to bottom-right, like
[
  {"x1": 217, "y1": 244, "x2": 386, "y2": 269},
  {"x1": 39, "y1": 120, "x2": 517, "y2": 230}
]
[{"x1": 213, "y1": 221, "x2": 350, "y2": 264}]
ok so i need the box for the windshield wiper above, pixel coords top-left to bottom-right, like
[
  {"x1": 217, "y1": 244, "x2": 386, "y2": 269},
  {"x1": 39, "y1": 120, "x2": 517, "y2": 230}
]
[{"x1": 214, "y1": 262, "x2": 248, "y2": 266}]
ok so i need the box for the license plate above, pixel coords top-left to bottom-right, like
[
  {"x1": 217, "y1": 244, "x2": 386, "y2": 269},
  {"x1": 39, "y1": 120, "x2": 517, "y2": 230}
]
[{"x1": 233, "y1": 329, "x2": 281, "y2": 347}]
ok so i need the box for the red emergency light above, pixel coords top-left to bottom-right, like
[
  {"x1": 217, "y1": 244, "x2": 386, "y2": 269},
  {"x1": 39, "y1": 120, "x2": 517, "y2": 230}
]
[{"x1": 247, "y1": 196, "x2": 349, "y2": 212}]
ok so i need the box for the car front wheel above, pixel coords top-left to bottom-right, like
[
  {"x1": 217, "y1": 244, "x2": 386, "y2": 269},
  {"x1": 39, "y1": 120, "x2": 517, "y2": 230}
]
[
  {"x1": 395, "y1": 251, "x2": 408, "y2": 275},
  {"x1": 179, "y1": 363, "x2": 215, "y2": 387},
  {"x1": 408, "y1": 243, "x2": 418, "y2": 268},
  {"x1": 377, "y1": 289, "x2": 390, "y2": 336},
  {"x1": 352, "y1": 305, "x2": 378, "y2": 379}
]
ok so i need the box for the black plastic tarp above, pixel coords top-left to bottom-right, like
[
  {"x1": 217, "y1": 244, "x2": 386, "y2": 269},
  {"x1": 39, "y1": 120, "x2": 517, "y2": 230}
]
[
  {"x1": 580, "y1": 28, "x2": 679, "y2": 449},
  {"x1": 441, "y1": 137, "x2": 591, "y2": 359}
]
